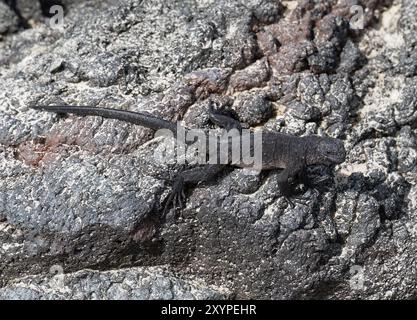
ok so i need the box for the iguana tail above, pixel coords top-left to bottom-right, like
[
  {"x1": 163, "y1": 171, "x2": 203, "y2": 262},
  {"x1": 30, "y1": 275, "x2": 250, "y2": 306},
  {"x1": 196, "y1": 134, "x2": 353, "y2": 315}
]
[{"x1": 31, "y1": 105, "x2": 178, "y2": 133}]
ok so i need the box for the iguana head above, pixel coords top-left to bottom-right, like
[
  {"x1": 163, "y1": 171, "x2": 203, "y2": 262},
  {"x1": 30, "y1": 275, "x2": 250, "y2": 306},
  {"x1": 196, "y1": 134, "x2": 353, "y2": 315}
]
[{"x1": 305, "y1": 136, "x2": 346, "y2": 166}]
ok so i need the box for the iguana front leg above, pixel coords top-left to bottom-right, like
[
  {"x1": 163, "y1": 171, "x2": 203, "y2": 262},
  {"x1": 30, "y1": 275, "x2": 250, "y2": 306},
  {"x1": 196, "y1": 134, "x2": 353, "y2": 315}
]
[
  {"x1": 298, "y1": 167, "x2": 331, "y2": 197},
  {"x1": 275, "y1": 164, "x2": 306, "y2": 207}
]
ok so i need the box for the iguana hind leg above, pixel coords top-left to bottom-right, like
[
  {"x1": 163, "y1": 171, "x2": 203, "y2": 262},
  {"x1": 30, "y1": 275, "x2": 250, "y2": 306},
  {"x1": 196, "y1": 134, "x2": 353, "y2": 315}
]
[{"x1": 163, "y1": 164, "x2": 226, "y2": 217}]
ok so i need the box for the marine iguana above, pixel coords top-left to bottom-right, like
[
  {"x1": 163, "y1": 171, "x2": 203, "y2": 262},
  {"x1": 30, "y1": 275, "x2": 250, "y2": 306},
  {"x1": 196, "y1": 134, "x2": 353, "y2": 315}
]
[{"x1": 31, "y1": 104, "x2": 346, "y2": 213}]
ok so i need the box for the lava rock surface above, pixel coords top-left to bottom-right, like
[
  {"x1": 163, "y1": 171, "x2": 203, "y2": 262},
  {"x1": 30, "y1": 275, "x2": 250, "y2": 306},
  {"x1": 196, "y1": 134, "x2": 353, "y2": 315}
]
[{"x1": 1, "y1": 0, "x2": 416, "y2": 299}]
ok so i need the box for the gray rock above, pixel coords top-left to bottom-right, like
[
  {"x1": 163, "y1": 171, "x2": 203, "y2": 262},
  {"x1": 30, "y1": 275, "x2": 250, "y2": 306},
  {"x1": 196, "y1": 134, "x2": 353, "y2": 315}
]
[
  {"x1": 1, "y1": 0, "x2": 416, "y2": 300},
  {"x1": 0, "y1": 266, "x2": 229, "y2": 300},
  {"x1": 0, "y1": 2, "x2": 19, "y2": 35},
  {"x1": 10, "y1": 0, "x2": 42, "y2": 23},
  {"x1": 233, "y1": 91, "x2": 273, "y2": 125}
]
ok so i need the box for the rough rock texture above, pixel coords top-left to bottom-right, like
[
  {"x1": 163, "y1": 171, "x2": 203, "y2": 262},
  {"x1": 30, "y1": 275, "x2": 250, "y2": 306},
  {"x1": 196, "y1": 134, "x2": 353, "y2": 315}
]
[
  {"x1": 0, "y1": 266, "x2": 229, "y2": 300},
  {"x1": 0, "y1": 0, "x2": 416, "y2": 299},
  {"x1": 0, "y1": 2, "x2": 20, "y2": 35}
]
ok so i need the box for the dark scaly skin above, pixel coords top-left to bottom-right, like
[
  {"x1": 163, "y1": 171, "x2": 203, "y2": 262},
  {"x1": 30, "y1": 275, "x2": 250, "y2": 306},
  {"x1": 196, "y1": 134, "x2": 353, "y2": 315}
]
[{"x1": 31, "y1": 105, "x2": 346, "y2": 212}]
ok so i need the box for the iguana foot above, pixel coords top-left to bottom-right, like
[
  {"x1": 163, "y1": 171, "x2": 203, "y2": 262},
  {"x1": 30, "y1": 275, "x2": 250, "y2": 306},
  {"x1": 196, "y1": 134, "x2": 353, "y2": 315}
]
[
  {"x1": 284, "y1": 195, "x2": 310, "y2": 208},
  {"x1": 163, "y1": 175, "x2": 186, "y2": 218}
]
